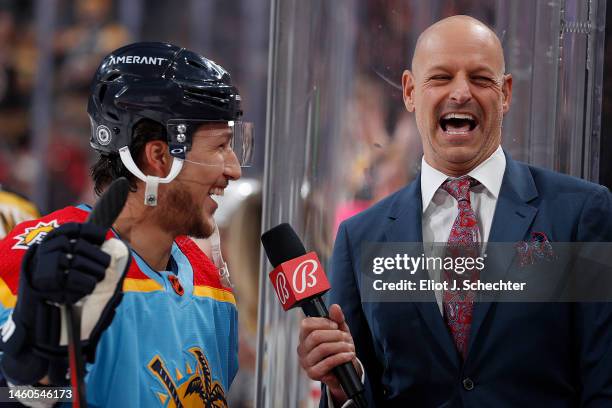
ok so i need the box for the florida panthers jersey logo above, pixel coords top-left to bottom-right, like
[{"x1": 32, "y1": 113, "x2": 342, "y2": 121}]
[
  {"x1": 148, "y1": 347, "x2": 228, "y2": 407},
  {"x1": 11, "y1": 220, "x2": 59, "y2": 250}
]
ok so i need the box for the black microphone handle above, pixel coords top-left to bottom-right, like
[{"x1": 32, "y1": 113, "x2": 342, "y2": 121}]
[{"x1": 301, "y1": 297, "x2": 368, "y2": 408}]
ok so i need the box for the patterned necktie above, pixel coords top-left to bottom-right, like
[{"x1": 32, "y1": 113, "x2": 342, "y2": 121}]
[{"x1": 441, "y1": 176, "x2": 481, "y2": 360}]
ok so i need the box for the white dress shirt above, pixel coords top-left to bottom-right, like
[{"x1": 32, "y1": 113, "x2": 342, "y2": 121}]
[
  {"x1": 329, "y1": 146, "x2": 506, "y2": 407},
  {"x1": 421, "y1": 145, "x2": 506, "y2": 244}
]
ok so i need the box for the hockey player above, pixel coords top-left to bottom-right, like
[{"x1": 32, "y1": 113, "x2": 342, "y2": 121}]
[{"x1": 0, "y1": 42, "x2": 252, "y2": 407}]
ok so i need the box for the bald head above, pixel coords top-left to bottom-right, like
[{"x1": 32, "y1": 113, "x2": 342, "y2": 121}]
[
  {"x1": 412, "y1": 15, "x2": 505, "y2": 75},
  {"x1": 401, "y1": 14, "x2": 513, "y2": 177}
]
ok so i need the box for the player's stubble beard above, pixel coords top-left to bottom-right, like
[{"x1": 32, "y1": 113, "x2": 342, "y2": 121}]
[{"x1": 156, "y1": 183, "x2": 214, "y2": 239}]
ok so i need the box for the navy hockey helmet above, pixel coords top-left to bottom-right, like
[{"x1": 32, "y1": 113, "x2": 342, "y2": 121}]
[
  {"x1": 87, "y1": 41, "x2": 243, "y2": 156},
  {"x1": 87, "y1": 42, "x2": 252, "y2": 206}
]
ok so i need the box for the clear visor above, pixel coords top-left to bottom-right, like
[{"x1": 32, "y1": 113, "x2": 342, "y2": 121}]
[{"x1": 167, "y1": 119, "x2": 254, "y2": 167}]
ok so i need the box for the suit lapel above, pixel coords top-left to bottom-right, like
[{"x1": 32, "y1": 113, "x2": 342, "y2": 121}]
[
  {"x1": 468, "y1": 155, "x2": 539, "y2": 357},
  {"x1": 384, "y1": 176, "x2": 460, "y2": 368}
]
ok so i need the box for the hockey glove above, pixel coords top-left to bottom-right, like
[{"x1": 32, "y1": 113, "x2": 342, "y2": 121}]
[{"x1": 0, "y1": 222, "x2": 129, "y2": 384}]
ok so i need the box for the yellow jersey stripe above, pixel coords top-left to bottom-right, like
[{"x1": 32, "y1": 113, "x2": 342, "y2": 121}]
[
  {"x1": 123, "y1": 278, "x2": 236, "y2": 305},
  {"x1": 123, "y1": 278, "x2": 164, "y2": 293},
  {"x1": 0, "y1": 278, "x2": 16, "y2": 309},
  {"x1": 193, "y1": 285, "x2": 236, "y2": 305}
]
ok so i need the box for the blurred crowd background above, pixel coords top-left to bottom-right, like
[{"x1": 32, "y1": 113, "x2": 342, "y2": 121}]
[
  {"x1": 0, "y1": 0, "x2": 501, "y2": 216},
  {"x1": 0, "y1": 0, "x2": 611, "y2": 407},
  {"x1": 0, "y1": 1, "x2": 269, "y2": 406},
  {"x1": 0, "y1": 0, "x2": 269, "y2": 213}
]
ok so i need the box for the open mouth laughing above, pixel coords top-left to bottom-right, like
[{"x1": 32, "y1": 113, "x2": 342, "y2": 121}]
[
  {"x1": 439, "y1": 112, "x2": 479, "y2": 135},
  {"x1": 207, "y1": 186, "x2": 226, "y2": 205}
]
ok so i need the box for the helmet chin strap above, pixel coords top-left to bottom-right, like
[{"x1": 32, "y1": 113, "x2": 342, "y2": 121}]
[{"x1": 118, "y1": 146, "x2": 184, "y2": 206}]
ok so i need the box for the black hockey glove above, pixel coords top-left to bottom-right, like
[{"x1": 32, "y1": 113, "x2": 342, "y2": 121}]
[{"x1": 0, "y1": 222, "x2": 129, "y2": 385}]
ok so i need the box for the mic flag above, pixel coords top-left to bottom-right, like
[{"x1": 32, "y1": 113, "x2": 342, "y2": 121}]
[{"x1": 269, "y1": 252, "x2": 331, "y2": 310}]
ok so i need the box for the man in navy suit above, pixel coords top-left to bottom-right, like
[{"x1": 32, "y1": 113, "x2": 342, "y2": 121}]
[{"x1": 297, "y1": 15, "x2": 612, "y2": 407}]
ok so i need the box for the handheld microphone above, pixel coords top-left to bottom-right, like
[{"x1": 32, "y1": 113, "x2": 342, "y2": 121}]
[{"x1": 261, "y1": 223, "x2": 367, "y2": 408}]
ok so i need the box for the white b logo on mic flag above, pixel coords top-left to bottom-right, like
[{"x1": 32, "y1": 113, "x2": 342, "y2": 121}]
[
  {"x1": 275, "y1": 273, "x2": 290, "y2": 305},
  {"x1": 267, "y1": 252, "x2": 331, "y2": 310},
  {"x1": 292, "y1": 259, "x2": 318, "y2": 294}
]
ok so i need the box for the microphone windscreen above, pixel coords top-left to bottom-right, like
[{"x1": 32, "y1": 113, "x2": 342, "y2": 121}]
[{"x1": 261, "y1": 223, "x2": 307, "y2": 267}]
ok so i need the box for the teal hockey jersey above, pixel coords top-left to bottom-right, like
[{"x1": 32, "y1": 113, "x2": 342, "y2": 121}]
[{"x1": 0, "y1": 206, "x2": 238, "y2": 407}]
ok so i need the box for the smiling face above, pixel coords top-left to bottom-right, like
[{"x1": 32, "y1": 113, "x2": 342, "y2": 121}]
[
  {"x1": 402, "y1": 16, "x2": 512, "y2": 176},
  {"x1": 158, "y1": 122, "x2": 241, "y2": 238}
]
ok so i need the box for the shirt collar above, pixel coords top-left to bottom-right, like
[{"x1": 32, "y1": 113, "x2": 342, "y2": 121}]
[
  {"x1": 421, "y1": 158, "x2": 449, "y2": 213},
  {"x1": 420, "y1": 145, "x2": 506, "y2": 213}
]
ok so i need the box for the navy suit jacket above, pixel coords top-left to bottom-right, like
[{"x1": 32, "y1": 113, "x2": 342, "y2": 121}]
[{"x1": 323, "y1": 155, "x2": 612, "y2": 407}]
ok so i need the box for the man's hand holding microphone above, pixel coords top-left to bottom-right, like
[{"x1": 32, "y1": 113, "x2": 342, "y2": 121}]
[
  {"x1": 298, "y1": 303, "x2": 363, "y2": 406},
  {"x1": 261, "y1": 223, "x2": 366, "y2": 408}
]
